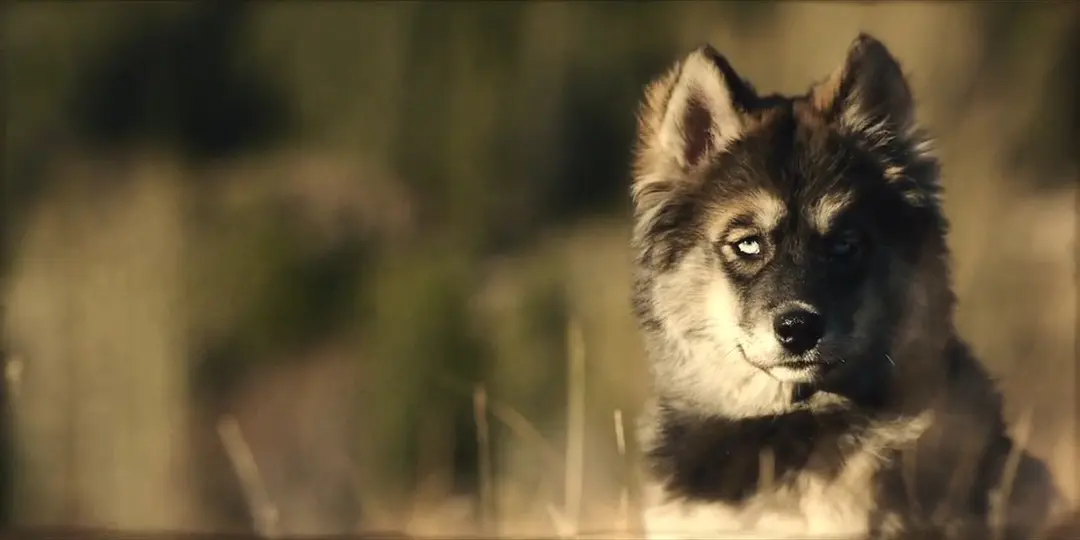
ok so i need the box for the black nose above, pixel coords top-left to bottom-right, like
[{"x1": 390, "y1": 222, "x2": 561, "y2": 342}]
[{"x1": 773, "y1": 309, "x2": 825, "y2": 355}]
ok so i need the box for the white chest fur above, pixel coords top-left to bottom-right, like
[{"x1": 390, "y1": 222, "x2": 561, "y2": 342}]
[
  {"x1": 638, "y1": 415, "x2": 934, "y2": 540},
  {"x1": 635, "y1": 400, "x2": 932, "y2": 539},
  {"x1": 641, "y1": 461, "x2": 880, "y2": 539}
]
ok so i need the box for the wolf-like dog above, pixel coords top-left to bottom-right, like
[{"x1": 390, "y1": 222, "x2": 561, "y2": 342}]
[{"x1": 629, "y1": 34, "x2": 1065, "y2": 539}]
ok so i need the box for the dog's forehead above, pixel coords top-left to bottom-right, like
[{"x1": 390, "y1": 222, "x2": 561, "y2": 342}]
[
  {"x1": 702, "y1": 188, "x2": 855, "y2": 238},
  {"x1": 703, "y1": 106, "x2": 865, "y2": 234},
  {"x1": 771, "y1": 103, "x2": 863, "y2": 196}
]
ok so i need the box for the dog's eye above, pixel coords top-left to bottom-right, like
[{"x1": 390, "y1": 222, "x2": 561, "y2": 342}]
[
  {"x1": 733, "y1": 236, "x2": 763, "y2": 258},
  {"x1": 827, "y1": 232, "x2": 861, "y2": 258}
]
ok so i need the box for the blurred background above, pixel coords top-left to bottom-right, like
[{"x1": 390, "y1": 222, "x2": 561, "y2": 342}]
[{"x1": 1, "y1": 1, "x2": 1077, "y2": 536}]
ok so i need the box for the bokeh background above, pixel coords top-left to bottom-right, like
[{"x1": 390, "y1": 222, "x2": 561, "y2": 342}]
[{"x1": 2, "y1": 1, "x2": 1077, "y2": 536}]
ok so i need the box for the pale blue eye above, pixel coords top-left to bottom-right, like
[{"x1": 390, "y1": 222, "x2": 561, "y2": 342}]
[{"x1": 736, "y1": 239, "x2": 761, "y2": 256}]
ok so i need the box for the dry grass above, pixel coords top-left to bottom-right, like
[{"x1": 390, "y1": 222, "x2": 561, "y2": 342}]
[
  {"x1": 2, "y1": 2, "x2": 1074, "y2": 537},
  {"x1": 215, "y1": 304, "x2": 1073, "y2": 538}
]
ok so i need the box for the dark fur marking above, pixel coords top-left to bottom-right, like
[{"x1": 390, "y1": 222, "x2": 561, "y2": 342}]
[
  {"x1": 647, "y1": 400, "x2": 875, "y2": 504},
  {"x1": 641, "y1": 195, "x2": 703, "y2": 272},
  {"x1": 726, "y1": 212, "x2": 759, "y2": 232}
]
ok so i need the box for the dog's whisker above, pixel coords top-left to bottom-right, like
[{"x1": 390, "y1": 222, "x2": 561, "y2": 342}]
[
  {"x1": 719, "y1": 345, "x2": 741, "y2": 362},
  {"x1": 885, "y1": 353, "x2": 896, "y2": 367}
]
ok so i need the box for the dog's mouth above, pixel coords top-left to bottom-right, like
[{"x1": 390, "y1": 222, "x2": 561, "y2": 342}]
[
  {"x1": 770, "y1": 359, "x2": 838, "y2": 381},
  {"x1": 755, "y1": 353, "x2": 843, "y2": 384},
  {"x1": 735, "y1": 343, "x2": 847, "y2": 384},
  {"x1": 736, "y1": 345, "x2": 825, "y2": 370},
  {"x1": 775, "y1": 359, "x2": 825, "y2": 370}
]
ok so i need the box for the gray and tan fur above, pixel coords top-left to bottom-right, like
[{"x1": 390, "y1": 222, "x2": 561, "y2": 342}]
[{"x1": 630, "y1": 34, "x2": 1065, "y2": 539}]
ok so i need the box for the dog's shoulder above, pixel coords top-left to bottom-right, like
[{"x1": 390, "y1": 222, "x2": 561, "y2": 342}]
[{"x1": 885, "y1": 337, "x2": 1065, "y2": 538}]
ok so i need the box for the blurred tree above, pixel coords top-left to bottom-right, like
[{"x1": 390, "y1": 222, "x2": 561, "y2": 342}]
[{"x1": 71, "y1": 1, "x2": 293, "y2": 164}]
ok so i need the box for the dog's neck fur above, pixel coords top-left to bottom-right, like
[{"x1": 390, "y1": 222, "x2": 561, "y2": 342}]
[
  {"x1": 637, "y1": 332, "x2": 952, "y2": 513},
  {"x1": 637, "y1": 269, "x2": 958, "y2": 504},
  {"x1": 641, "y1": 395, "x2": 909, "y2": 505}
]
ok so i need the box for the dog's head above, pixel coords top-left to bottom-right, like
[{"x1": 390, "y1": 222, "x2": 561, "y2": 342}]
[{"x1": 631, "y1": 35, "x2": 952, "y2": 414}]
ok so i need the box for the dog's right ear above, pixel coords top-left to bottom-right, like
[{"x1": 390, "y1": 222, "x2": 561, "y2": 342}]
[{"x1": 651, "y1": 46, "x2": 754, "y2": 170}]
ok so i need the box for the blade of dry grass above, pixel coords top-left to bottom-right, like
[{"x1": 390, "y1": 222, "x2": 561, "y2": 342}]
[
  {"x1": 902, "y1": 447, "x2": 922, "y2": 520},
  {"x1": 564, "y1": 317, "x2": 586, "y2": 537},
  {"x1": 990, "y1": 407, "x2": 1035, "y2": 540},
  {"x1": 4, "y1": 354, "x2": 24, "y2": 400},
  {"x1": 473, "y1": 384, "x2": 495, "y2": 536},
  {"x1": 614, "y1": 408, "x2": 630, "y2": 533},
  {"x1": 217, "y1": 415, "x2": 280, "y2": 538},
  {"x1": 438, "y1": 374, "x2": 563, "y2": 469},
  {"x1": 546, "y1": 503, "x2": 576, "y2": 538},
  {"x1": 932, "y1": 440, "x2": 981, "y2": 526}
]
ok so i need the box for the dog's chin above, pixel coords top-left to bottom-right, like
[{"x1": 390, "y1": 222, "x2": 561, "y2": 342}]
[
  {"x1": 765, "y1": 361, "x2": 832, "y2": 384},
  {"x1": 742, "y1": 348, "x2": 839, "y2": 384}
]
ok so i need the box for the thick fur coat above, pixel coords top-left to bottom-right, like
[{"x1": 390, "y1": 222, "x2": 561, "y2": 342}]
[{"x1": 629, "y1": 34, "x2": 1065, "y2": 539}]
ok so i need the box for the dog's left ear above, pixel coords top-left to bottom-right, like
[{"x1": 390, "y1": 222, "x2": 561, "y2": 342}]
[{"x1": 809, "y1": 34, "x2": 914, "y2": 134}]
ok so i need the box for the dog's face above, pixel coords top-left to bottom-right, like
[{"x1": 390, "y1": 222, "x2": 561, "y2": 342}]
[{"x1": 632, "y1": 35, "x2": 949, "y2": 413}]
